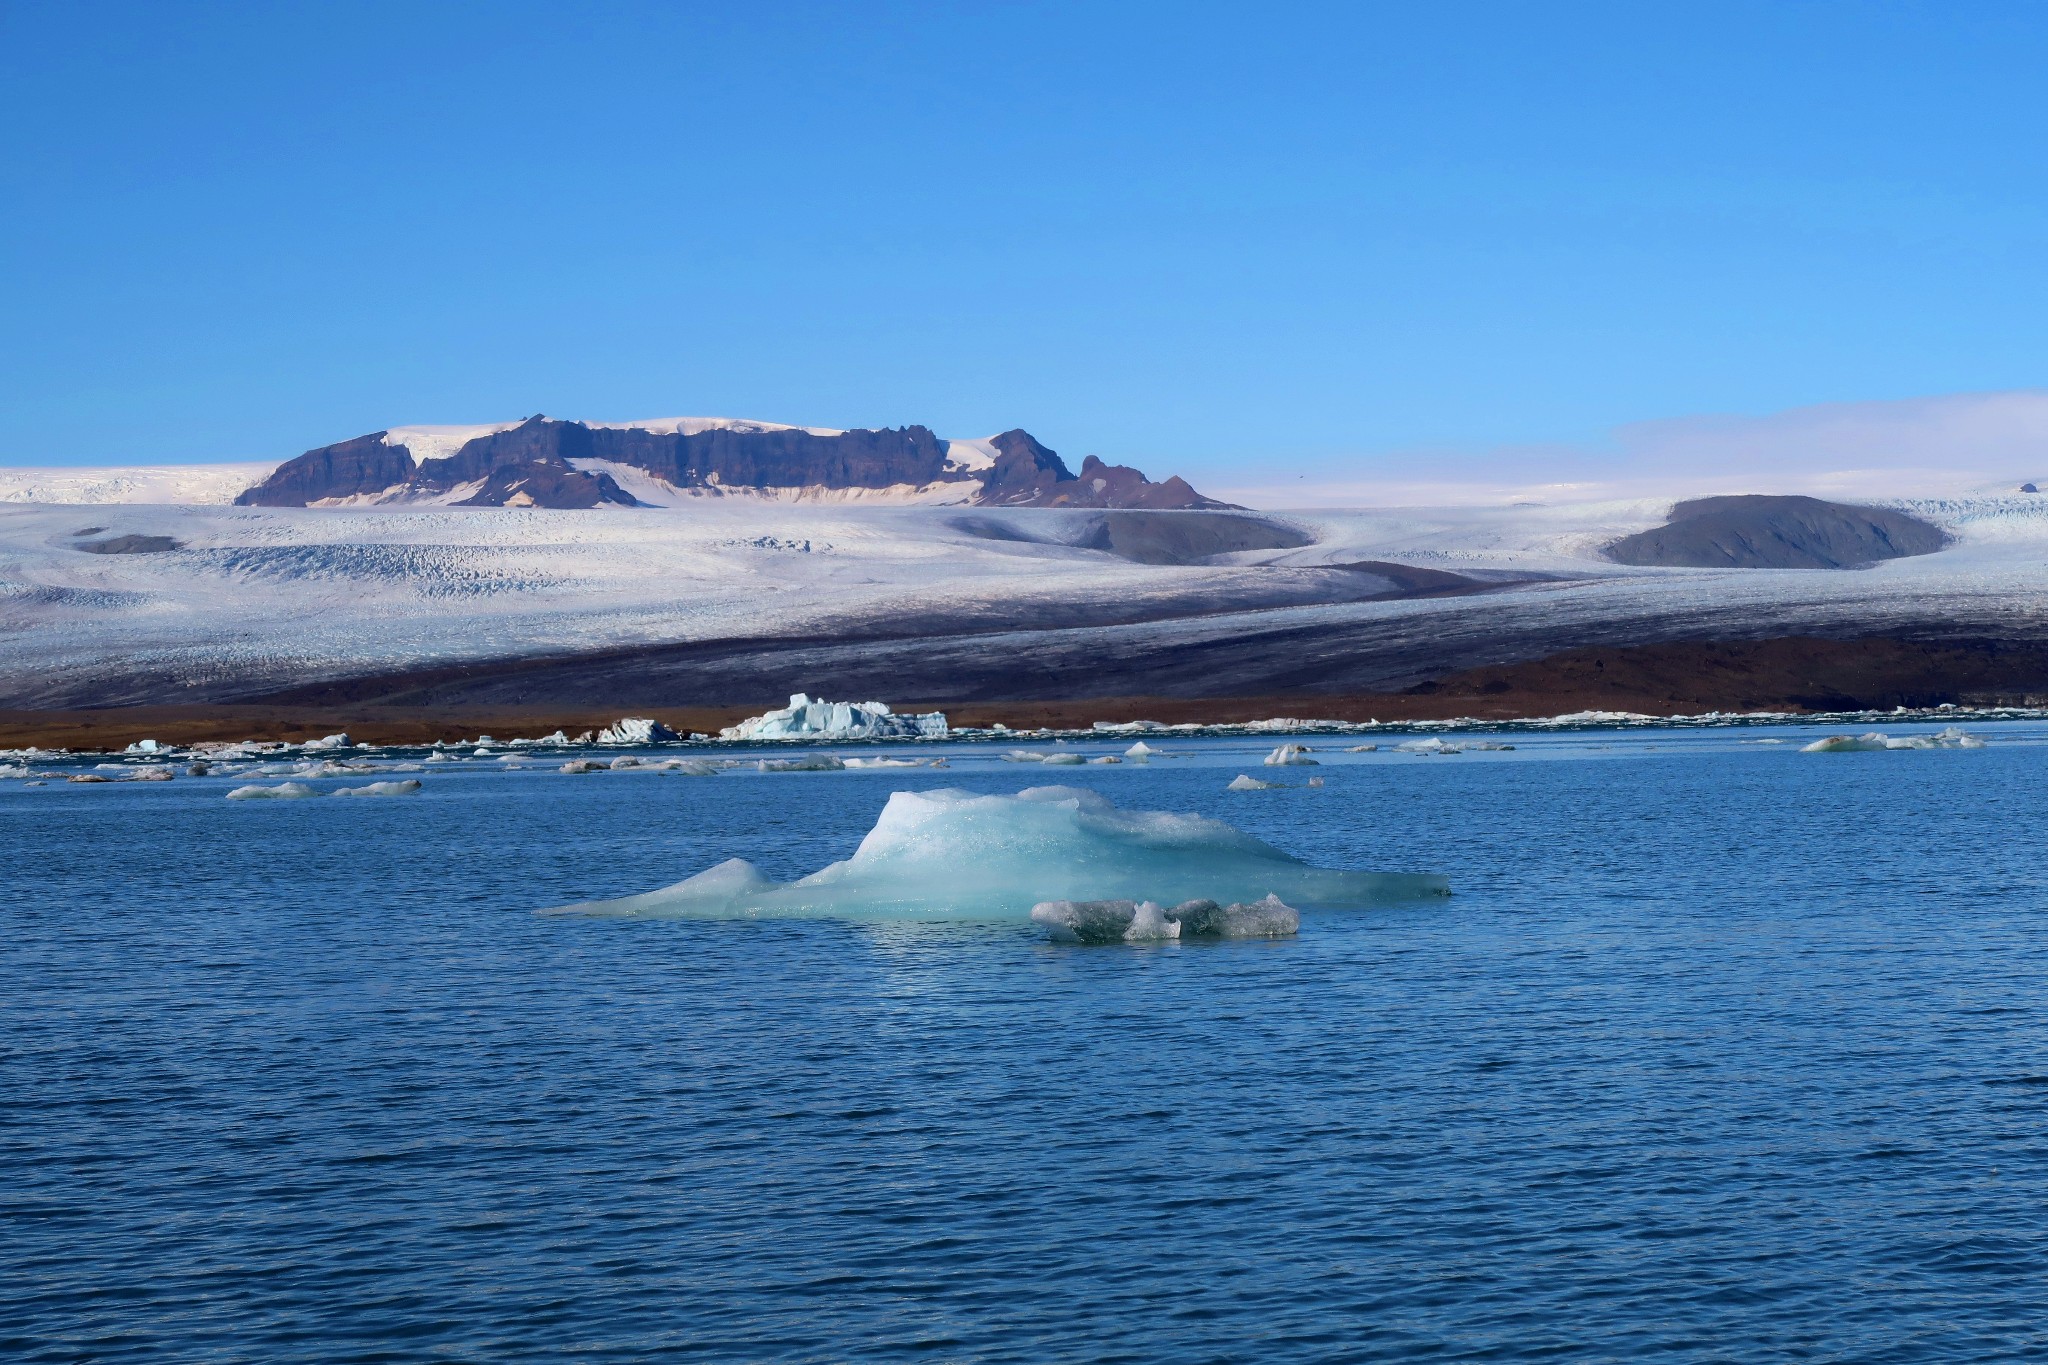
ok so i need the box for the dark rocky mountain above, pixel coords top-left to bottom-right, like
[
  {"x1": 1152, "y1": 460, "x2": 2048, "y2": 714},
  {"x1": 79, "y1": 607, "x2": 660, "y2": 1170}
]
[
  {"x1": 235, "y1": 416, "x2": 1232, "y2": 510},
  {"x1": 1604, "y1": 495, "x2": 1948, "y2": 569}
]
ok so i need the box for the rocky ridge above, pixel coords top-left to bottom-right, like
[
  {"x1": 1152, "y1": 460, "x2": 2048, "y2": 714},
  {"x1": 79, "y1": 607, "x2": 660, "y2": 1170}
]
[{"x1": 235, "y1": 416, "x2": 1231, "y2": 510}]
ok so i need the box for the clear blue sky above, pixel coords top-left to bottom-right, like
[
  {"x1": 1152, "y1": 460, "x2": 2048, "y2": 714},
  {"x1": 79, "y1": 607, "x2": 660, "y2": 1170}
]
[{"x1": 5, "y1": 0, "x2": 2048, "y2": 484}]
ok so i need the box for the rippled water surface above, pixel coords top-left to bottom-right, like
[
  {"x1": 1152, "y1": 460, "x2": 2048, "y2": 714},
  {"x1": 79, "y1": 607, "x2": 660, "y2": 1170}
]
[{"x1": 8, "y1": 725, "x2": 2048, "y2": 1361}]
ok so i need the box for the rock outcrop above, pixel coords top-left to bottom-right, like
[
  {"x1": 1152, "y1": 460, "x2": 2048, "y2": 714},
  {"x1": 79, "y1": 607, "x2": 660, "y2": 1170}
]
[
  {"x1": 1604, "y1": 495, "x2": 1949, "y2": 570},
  {"x1": 234, "y1": 415, "x2": 1231, "y2": 510}
]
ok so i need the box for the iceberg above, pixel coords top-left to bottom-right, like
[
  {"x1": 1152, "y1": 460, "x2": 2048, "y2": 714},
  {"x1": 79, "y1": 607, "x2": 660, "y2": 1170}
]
[
  {"x1": 301, "y1": 733, "x2": 353, "y2": 751},
  {"x1": 719, "y1": 693, "x2": 948, "y2": 742},
  {"x1": 1031, "y1": 894, "x2": 1301, "y2": 944},
  {"x1": 1264, "y1": 743, "x2": 1318, "y2": 766},
  {"x1": 545, "y1": 785, "x2": 1448, "y2": 921},
  {"x1": 332, "y1": 779, "x2": 422, "y2": 797},
  {"x1": 596, "y1": 718, "x2": 680, "y2": 745},
  {"x1": 226, "y1": 782, "x2": 318, "y2": 799},
  {"x1": 1228, "y1": 774, "x2": 1284, "y2": 791},
  {"x1": 124, "y1": 738, "x2": 166, "y2": 754}
]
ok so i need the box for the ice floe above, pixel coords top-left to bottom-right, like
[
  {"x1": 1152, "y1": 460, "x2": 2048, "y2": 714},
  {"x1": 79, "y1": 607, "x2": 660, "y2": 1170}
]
[
  {"x1": 226, "y1": 782, "x2": 319, "y2": 799},
  {"x1": 1264, "y1": 743, "x2": 1318, "y2": 766},
  {"x1": 544, "y1": 785, "x2": 1447, "y2": 921},
  {"x1": 332, "y1": 779, "x2": 422, "y2": 797},
  {"x1": 1228, "y1": 774, "x2": 1284, "y2": 791},
  {"x1": 719, "y1": 693, "x2": 948, "y2": 742},
  {"x1": 1801, "y1": 726, "x2": 1987, "y2": 752}
]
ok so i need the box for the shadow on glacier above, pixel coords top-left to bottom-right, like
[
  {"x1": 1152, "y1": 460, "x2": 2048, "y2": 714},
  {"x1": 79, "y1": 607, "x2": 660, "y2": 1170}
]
[{"x1": 541, "y1": 785, "x2": 1449, "y2": 923}]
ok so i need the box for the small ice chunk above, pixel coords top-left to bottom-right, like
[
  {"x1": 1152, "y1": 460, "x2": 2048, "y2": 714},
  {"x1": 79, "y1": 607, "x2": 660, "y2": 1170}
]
[
  {"x1": 1032, "y1": 894, "x2": 1300, "y2": 943},
  {"x1": 1346, "y1": 744, "x2": 1379, "y2": 752},
  {"x1": 226, "y1": 782, "x2": 318, "y2": 799},
  {"x1": 1173, "y1": 894, "x2": 1300, "y2": 938},
  {"x1": 560, "y1": 759, "x2": 607, "y2": 774},
  {"x1": 1264, "y1": 743, "x2": 1318, "y2": 766},
  {"x1": 124, "y1": 738, "x2": 165, "y2": 754},
  {"x1": 1229, "y1": 774, "x2": 1283, "y2": 790},
  {"x1": 332, "y1": 779, "x2": 422, "y2": 797},
  {"x1": 1396, "y1": 738, "x2": 1453, "y2": 754},
  {"x1": 67, "y1": 773, "x2": 113, "y2": 783},
  {"x1": 609, "y1": 756, "x2": 642, "y2": 770},
  {"x1": 757, "y1": 755, "x2": 846, "y2": 772},
  {"x1": 1041, "y1": 753, "x2": 1086, "y2": 766},
  {"x1": 1088, "y1": 755, "x2": 1121, "y2": 765},
  {"x1": 302, "y1": 733, "x2": 352, "y2": 751},
  {"x1": 1125, "y1": 742, "x2": 1162, "y2": 759},
  {"x1": 650, "y1": 758, "x2": 722, "y2": 775}
]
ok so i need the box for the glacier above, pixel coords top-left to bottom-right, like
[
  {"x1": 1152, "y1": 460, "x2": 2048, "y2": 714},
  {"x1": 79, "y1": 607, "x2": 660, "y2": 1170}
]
[{"x1": 544, "y1": 785, "x2": 1448, "y2": 921}]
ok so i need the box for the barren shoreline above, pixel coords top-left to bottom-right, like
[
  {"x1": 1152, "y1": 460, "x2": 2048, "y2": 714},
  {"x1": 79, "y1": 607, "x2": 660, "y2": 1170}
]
[{"x1": 7, "y1": 636, "x2": 2048, "y2": 752}]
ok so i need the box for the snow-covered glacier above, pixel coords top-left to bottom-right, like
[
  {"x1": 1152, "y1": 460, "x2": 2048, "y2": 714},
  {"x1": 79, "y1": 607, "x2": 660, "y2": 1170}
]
[{"x1": 545, "y1": 785, "x2": 1449, "y2": 921}]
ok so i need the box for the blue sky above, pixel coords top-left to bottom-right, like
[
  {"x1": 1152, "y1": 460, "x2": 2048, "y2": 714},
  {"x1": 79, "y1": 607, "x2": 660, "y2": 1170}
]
[{"x1": 6, "y1": 1, "x2": 2048, "y2": 487}]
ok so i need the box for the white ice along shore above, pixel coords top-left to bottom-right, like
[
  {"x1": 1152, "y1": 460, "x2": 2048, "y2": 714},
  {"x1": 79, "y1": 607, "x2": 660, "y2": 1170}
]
[
  {"x1": 544, "y1": 785, "x2": 1449, "y2": 922},
  {"x1": 719, "y1": 693, "x2": 948, "y2": 742}
]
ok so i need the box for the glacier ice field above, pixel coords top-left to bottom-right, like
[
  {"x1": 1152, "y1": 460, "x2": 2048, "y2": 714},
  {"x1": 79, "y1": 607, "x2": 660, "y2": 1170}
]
[{"x1": 8, "y1": 720, "x2": 2048, "y2": 1361}]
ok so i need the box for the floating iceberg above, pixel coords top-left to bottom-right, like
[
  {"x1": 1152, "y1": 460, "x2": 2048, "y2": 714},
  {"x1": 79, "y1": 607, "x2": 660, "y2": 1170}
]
[
  {"x1": 301, "y1": 733, "x2": 352, "y2": 751},
  {"x1": 333, "y1": 779, "x2": 422, "y2": 797},
  {"x1": 545, "y1": 785, "x2": 1447, "y2": 921},
  {"x1": 1264, "y1": 743, "x2": 1318, "y2": 766},
  {"x1": 1125, "y1": 742, "x2": 1161, "y2": 760},
  {"x1": 560, "y1": 759, "x2": 607, "y2": 774},
  {"x1": 1031, "y1": 894, "x2": 1300, "y2": 944},
  {"x1": 1802, "y1": 726, "x2": 1987, "y2": 753},
  {"x1": 719, "y1": 693, "x2": 948, "y2": 742},
  {"x1": 596, "y1": 718, "x2": 680, "y2": 745},
  {"x1": 226, "y1": 782, "x2": 318, "y2": 799},
  {"x1": 1228, "y1": 774, "x2": 1284, "y2": 791},
  {"x1": 124, "y1": 738, "x2": 166, "y2": 754}
]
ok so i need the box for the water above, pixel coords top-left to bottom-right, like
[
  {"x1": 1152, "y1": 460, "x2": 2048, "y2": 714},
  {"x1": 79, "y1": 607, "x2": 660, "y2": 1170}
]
[{"x1": 7, "y1": 726, "x2": 2048, "y2": 1361}]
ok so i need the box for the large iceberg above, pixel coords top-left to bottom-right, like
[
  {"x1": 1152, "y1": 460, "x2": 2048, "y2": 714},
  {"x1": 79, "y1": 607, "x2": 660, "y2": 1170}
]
[
  {"x1": 596, "y1": 717, "x2": 680, "y2": 745},
  {"x1": 545, "y1": 785, "x2": 1448, "y2": 921},
  {"x1": 719, "y1": 693, "x2": 948, "y2": 742}
]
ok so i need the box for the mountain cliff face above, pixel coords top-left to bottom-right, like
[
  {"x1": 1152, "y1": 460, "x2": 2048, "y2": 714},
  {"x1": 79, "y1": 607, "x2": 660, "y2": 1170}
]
[{"x1": 234, "y1": 416, "x2": 1233, "y2": 510}]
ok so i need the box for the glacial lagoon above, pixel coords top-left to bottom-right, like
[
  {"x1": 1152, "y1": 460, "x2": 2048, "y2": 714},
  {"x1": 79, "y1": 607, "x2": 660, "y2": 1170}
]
[{"x1": 7, "y1": 722, "x2": 2048, "y2": 1360}]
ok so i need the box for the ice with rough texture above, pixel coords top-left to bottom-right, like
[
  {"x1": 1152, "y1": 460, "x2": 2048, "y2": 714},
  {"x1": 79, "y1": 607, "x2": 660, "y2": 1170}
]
[
  {"x1": 1030, "y1": 894, "x2": 1301, "y2": 944},
  {"x1": 332, "y1": 780, "x2": 422, "y2": 797},
  {"x1": 719, "y1": 693, "x2": 949, "y2": 742},
  {"x1": 545, "y1": 785, "x2": 1447, "y2": 921},
  {"x1": 1265, "y1": 743, "x2": 1318, "y2": 766},
  {"x1": 226, "y1": 782, "x2": 318, "y2": 799},
  {"x1": 1802, "y1": 726, "x2": 1987, "y2": 753},
  {"x1": 1229, "y1": 774, "x2": 1283, "y2": 790},
  {"x1": 596, "y1": 718, "x2": 680, "y2": 745},
  {"x1": 302, "y1": 733, "x2": 352, "y2": 751},
  {"x1": 757, "y1": 755, "x2": 845, "y2": 772}
]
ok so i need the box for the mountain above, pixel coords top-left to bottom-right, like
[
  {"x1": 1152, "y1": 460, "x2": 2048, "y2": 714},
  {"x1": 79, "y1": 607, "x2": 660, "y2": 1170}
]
[{"x1": 232, "y1": 416, "x2": 1234, "y2": 510}]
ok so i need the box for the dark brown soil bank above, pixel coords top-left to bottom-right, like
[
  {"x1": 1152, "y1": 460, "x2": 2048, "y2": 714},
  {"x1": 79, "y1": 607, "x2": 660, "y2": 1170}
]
[{"x1": 8, "y1": 636, "x2": 2048, "y2": 752}]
